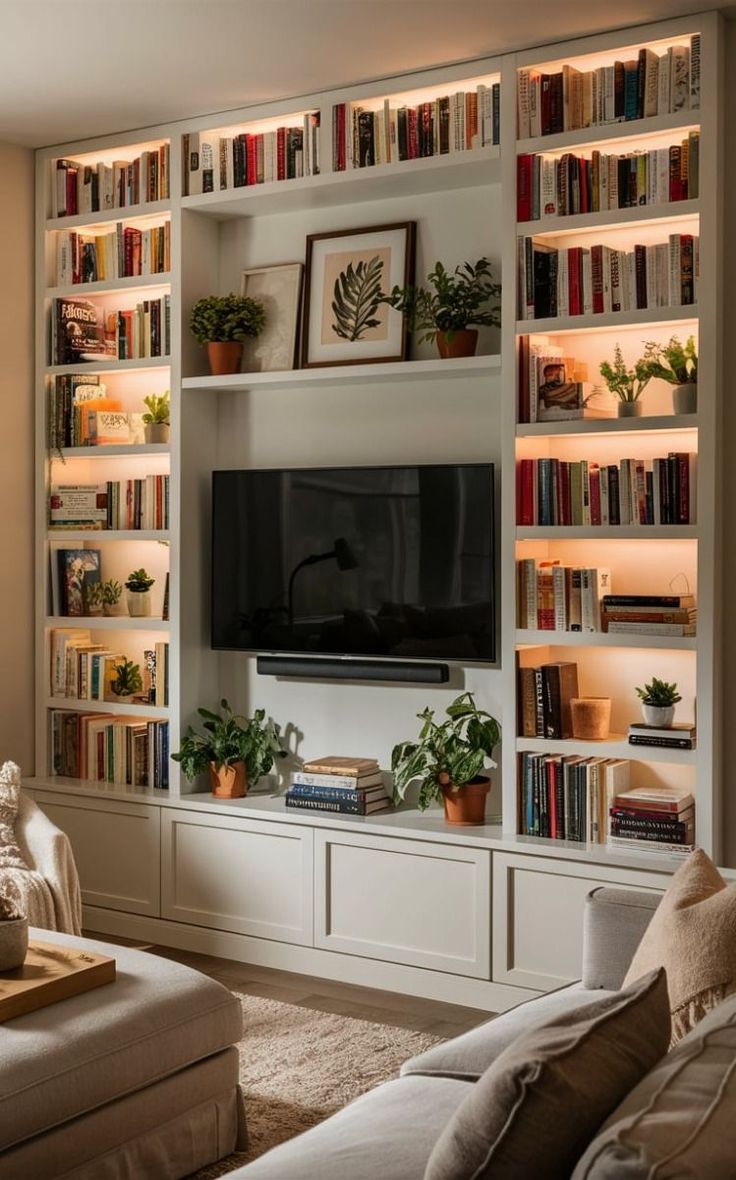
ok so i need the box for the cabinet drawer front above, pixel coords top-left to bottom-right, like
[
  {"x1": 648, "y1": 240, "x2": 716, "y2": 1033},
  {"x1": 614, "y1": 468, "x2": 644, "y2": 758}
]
[
  {"x1": 29, "y1": 791, "x2": 161, "y2": 916},
  {"x1": 492, "y1": 852, "x2": 669, "y2": 992},
  {"x1": 162, "y1": 809, "x2": 313, "y2": 944},
  {"x1": 315, "y1": 830, "x2": 490, "y2": 978}
]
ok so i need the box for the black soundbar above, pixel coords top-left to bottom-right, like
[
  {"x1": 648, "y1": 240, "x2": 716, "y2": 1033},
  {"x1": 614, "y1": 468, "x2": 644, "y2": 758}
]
[{"x1": 256, "y1": 655, "x2": 449, "y2": 684}]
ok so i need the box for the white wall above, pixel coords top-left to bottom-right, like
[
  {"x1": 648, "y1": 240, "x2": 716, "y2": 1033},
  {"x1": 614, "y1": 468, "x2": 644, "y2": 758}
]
[{"x1": 0, "y1": 143, "x2": 34, "y2": 774}]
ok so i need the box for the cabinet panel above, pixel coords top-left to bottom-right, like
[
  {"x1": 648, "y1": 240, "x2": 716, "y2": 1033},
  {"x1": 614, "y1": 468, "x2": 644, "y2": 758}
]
[
  {"x1": 315, "y1": 830, "x2": 490, "y2": 977},
  {"x1": 162, "y1": 809, "x2": 313, "y2": 945},
  {"x1": 29, "y1": 791, "x2": 161, "y2": 916},
  {"x1": 492, "y1": 852, "x2": 669, "y2": 991}
]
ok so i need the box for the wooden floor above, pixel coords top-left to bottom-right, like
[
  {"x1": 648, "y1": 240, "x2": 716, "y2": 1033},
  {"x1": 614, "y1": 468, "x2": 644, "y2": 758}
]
[{"x1": 98, "y1": 933, "x2": 493, "y2": 1038}]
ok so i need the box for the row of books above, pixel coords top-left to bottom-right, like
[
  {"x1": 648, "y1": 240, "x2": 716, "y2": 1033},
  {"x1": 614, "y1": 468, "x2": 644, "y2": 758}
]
[
  {"x1": 517, "y1": 135, "x2": 699, "y2": 221},
  {"x1": 516, "y1": 561, "x2": 611, "y2": 632},
  {"x1": 601, "y1": 593, "x2": 696, "y2": 637},
  {"x1": 518, "y1": 234, "x2": 698, "y2": 320},
  {"x1": 332, "y1": 85, "x2": 500, "y2": 171},
  {"x1": 284, "y1": 756, "x2": 392, "y2": 816},
  {"x1": 608, "y1": 786, "x2": 695, "y2": 854},
  {"x1": 518, "y1": 751, "x2": 630, "y2": 842},
  {"x1": 49, "y1": 478, "x2": 169, "y2": 531},
  {"x1": 50, "y1": 708, "x2": 169, "y2": 788},
  {"x1": 517, "y1": 454, "x2": 697, "y2": 527},
  {"x1": 517, "y1": 36, "x2": 700, "y2": 139},
  {"x1": 54, "y1": 147, "x2": 170, "y2": 218},
  {"x1": 517, "y1": 660, "x2": 579, "y2": 739},
  {"x1": 51, "y1": 296, "x2": 171, "y2": 365},
  {"x1": 50, "y1": 628, "x2": 168, "y2": 706},
  {"x1": 517, "y1": 339, "x2": 595, "y2": 423},
  {"x1": 53, "y1": 221, "x2": 171, "y2": 286},
  {"x1": 182, "y1": 118, "x2": 320, "y2": 195}
]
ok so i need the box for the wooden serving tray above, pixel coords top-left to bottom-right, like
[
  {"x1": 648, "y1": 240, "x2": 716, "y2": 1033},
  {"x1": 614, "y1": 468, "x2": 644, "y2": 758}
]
[{"x1": 0, "y1": 940, "x2": 116, "y2": 1021}]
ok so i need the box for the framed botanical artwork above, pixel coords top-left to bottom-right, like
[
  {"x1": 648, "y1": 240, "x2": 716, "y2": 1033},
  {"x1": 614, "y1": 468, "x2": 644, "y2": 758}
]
[
  {"x1": 241, "y1": 262, "x2": 303, "y2": 372},
  {"x1": 301, "y1": 222, "x2": 416, "y2": 367}
]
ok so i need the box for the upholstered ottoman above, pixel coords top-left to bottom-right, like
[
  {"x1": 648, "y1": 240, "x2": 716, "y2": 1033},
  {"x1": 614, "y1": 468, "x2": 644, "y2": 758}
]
[{"x1": 0, "y1": 928, "x2": 245, "y2": 1179}]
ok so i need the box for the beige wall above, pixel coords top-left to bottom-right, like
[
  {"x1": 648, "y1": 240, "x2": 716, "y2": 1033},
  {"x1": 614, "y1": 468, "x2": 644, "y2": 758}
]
[{"x1": 0, "y1": 143, "x2": 34, "y2": 774}]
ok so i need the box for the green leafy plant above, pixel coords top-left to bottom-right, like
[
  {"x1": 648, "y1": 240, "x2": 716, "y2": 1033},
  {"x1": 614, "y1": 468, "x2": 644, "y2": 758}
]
[
  {"x1": 172, "y1": 699, "x2": 286, "y2": 782},
  {"x1": 110, "y1": 659, "x2": 143, "y2": 697},
  {"x1": 125, "y1": 568, "x2": 155, "y2": 593},
  {"x1": 635, "y1": 678, "x2": 682, "y2": 707},
  {"x1": 382, "y1": 258, "x2": 501, "y2": 344},
  {"x1": 85, "y1": 582, "x2": 104, "y2": 611},
  {"x1": 102, "y1": 579, "x2": 122, "y2": 607},
  {"x1": 331, "y1": 256, "x2": 384, "y2": 341},
  {"x1": 598, "y1": 344, "x2": 658, "y2": 403},
  {"x1": 189, "y1": 294, "x2": 266, "y2": 345},
  {"x1": 391, "y1": 692, "x2": 500, "y2": 811},
  {"x1": 643, "y1": 335, "x2": 698, "y2": 385},
  {"x1": 142, "y1": 390, "x2": 170, "y2": 425}
]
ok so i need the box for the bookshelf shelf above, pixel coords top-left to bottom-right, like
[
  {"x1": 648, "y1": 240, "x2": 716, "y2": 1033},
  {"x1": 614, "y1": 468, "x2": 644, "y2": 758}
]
[
  {"x1": 45, "y1": 697, "x2": 170, "y2": 719},
  {"x1": 516, "y1": 305, "x2": 698, "y2": 335},
  {"x1": 516, "y1": 109, "x2": 699, "y2": 155},
  {"x1": 182, "y1": 354, "x2": 501, "y2": 392},
  {"x1": 516, "y1": 734, "x2": 696, "y2": 764},
  {"x1": 46, "y1": 529, "x2": 170, "y2": 542},
  {"x1": 516, "y1": 629, "x2": 697, "y2": 650},
  {"x1": 46, "y1": 357, "x2": 170, "y2": 376},
  {"x1": 45, "y1": 199, "x2": 171, "y2": 232},
  {"x1": 516, "y1": 525, "x2": 697, "y2": 540},
  {"x1": 516, "y1": 414, "x2": 697, "y2": 437},
  {"x1": 56, "y1": 444, "x2": 170, "y2": 459},
  {"x1": 45, "y1": 273, "x2": 171, "y2": 299},
  {"x1": 46, "y1": 616, "x2": 170, "y2": 631},
  {"x1": 522, "y1": 200, "x2": 699, "y2": 237}
]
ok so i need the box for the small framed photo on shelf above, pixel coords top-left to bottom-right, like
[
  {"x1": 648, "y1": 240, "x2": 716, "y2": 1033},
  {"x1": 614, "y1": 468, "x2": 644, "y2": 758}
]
[
  {"x1": 301, "y1": 221, "x2": 415, "y2": 368},
  {"x1": 240, "y1": 262, "x2": 303, "y2": 372}
]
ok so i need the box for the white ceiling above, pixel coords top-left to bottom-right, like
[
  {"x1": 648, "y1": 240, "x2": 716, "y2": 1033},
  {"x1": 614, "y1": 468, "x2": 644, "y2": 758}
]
[{"x1": 0, "y1": 0, "x2": 731, "y2": 148}]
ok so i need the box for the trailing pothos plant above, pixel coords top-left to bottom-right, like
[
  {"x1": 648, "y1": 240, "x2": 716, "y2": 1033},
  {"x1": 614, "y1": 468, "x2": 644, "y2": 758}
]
[
  {"x1": 331, "y1": 256, "x2": 384, "y2": 342},
  {"x1": 381, "y1": 258, "x2": 501, "y2": 343},
  {"x1": 391, "y1": 692, "x2": 500, "y2": 811},
  {"x1": 172, "y1": 699, "x2": 286, "y2": 783}
]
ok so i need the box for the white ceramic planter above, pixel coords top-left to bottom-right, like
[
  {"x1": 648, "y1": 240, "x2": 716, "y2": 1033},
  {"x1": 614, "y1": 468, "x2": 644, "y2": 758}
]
[
  {"x1": 0, "y1": 916, "x2": 28, "y2": 971},
  {"x1": 127, "y1": 590, "x2": 152, "y2": 617},
  {"x1": 642, "y1": 704, "x2": 675, "y2": 727},
  {"x1": 672, "y1": 383, "x2": 697, "y2": 415}
]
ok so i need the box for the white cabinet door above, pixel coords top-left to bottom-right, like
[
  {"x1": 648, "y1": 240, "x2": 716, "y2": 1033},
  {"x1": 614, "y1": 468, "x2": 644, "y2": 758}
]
[
  {"x1": 492, "y1": 852, "x2": 669, "y2": 992},
  {"x1": 161, "y1": 809, "x2": 314, "y2": 945},
  {"x1": 315, "y1": 829, "x2": 490, "y2": 978},
  {"x1": 29, "y1": 791, "x2": 161, "y2": 916}
]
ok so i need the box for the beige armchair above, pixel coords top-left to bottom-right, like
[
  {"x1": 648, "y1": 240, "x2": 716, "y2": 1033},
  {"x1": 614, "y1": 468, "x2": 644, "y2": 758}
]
[{"x1": 3, "y1": 784, "x2": 82, "y2": 935}]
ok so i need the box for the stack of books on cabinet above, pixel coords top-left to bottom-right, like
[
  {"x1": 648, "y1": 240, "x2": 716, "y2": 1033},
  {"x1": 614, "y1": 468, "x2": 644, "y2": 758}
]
[{"x1": 285, "y1": 756, "x2": 392, "y2": 816}]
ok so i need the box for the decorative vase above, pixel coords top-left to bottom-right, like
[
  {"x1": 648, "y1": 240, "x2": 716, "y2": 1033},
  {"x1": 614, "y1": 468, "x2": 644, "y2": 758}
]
[
  {"x1": 641, "y1": 703, "x2": 675, "y2": 727},
  {"x1": 207, "y1": 341, "x2": 243, "y2": 376},
  {"x1": 209, "y1": 761, "x2": 247, "y2": 798},
  {"x1": 127, "y1": 590, "x2": 152, "y2": 617},
  {"x1": 103, "y1": 603, "x2": 122, "y2": 617},
  {"x1": 441, "y1": 776, "x2": 490, "y2": 825},
  {"x1": 672, "y1": 382, "x2": 697, "y2": 415},
  {"x1": 571, "y1": 697, "x2": 612, "y2": 741},
  {"x1": 0, "y1": 916, "x2": 28, "y2": 971},
  {"x1": 144, "y1": 422, "x2": 170, "y2": 444},
  {"x1": 618, "y1": 401, "x2": 643, "y2": 418},
  {"x1": 436, "y1": 329, "x2": 478, "y2": 359}
]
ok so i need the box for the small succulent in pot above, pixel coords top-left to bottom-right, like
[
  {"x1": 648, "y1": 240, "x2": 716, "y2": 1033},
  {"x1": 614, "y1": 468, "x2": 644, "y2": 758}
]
[
  {"x1": 85, "y1": 581, "x2": 104, "y2": 615},
  {"x1": 110, "y1": 658, "x2": 143, "y2": 699},
  {"x1": 598, "y1": 344, "x2": 658, "y2": 417},
  {"x1": 125, "y1": 569, "x2": 155, "y2": 618},
  {"x1": 142, "y1": 390, "x2": 170, "y2": 443},
  {"x1": 635, "y1": 677, "x2": 682, "y2": 728},
  {"x1": 102, "y1": 578, "x2": 123, "y2": 616}
]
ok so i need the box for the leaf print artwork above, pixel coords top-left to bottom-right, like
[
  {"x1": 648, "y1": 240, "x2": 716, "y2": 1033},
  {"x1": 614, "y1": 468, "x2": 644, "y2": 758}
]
[{"x1": 331, "y1": 255, "x2": 384, "y2": 341}]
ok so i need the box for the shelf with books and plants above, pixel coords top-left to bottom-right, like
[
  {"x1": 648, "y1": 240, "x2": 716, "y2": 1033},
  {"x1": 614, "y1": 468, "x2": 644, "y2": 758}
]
[{"x1": 46, "y1": 213, "x2": 171, "y2": 293}]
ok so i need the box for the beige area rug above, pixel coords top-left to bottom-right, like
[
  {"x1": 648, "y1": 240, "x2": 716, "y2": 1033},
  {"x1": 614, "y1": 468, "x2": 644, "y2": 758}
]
[{"x1": 194, "y1": 992, "x2": 444, "y2": 1177}]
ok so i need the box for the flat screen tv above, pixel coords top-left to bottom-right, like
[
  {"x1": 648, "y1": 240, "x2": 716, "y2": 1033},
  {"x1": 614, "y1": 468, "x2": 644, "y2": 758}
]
[{"x1": 211, "y1": 463, "x2": 495, "y2": 663}]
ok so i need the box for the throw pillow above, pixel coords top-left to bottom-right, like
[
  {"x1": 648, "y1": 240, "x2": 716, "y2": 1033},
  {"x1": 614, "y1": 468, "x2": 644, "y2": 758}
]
[
  {"x1": 572, "y1": 989, "x2": 736, "y2": 1179},
  {"x1": 0, "y1": 761, "x2": 26, "y2": 870},
  {"x1": 623, "y1": 847, "x2": 736, "y2": 1042},
  {"x1": 424, "y1": 967, "x2": 669, "y2": 1180}
]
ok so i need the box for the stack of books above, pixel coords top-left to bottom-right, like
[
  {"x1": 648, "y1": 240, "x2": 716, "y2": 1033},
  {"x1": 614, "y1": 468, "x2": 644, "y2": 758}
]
[
  {"x1": 517, "y1": 660, "x2": 579, "y2": 739},
  {"x1": 285, "y1": 756, "x2": 392, "y2": 816},
  {"x1": 608, "y1": 786, "x2": 695, "y2": 855},
  {"x1": 601, "y1": 594, "x2": 696, "y2": 638},
  {"x1": 628, "y1": 722, "x2": 696, "y2": 750},
  {"x1": 516, "y1": 559, "x2": 611, "y2": 632}
]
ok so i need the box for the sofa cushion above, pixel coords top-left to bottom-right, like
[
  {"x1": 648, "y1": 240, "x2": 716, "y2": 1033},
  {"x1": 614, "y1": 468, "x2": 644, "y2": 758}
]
[
  {"x1": 424, "y1": 968, "x2": 669, "y2": 1180},
  {"x1": 0, "y1": 928, "x2": 242, "y2": 1151},
  {"x1": 571, "y1": 989, "x2": 736, "y2": 1179},
  {"x1": 623, "y1": 848, "x2": 736, "y2": 1042},
  {"x1": 402, "y1": 983, "x2": 614, "y2": 1081},
  {"x1": 229, "y1": 1075, "x2": 473, "y2": 1179}
]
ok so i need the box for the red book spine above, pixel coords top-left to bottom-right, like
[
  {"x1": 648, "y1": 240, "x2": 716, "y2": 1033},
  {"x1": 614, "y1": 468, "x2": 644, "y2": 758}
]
[
  {"x1": 246, "y1": 135, "x2": 257, "y2": 186},
  {"x1": 591, "y1": 244, "x2": 604, "y2": 314},
  {"x1": 337, "y1": 105, "x2": 345, "y2": 171},
  {"x1": 407, "y1": 109, "x2": 419, "y2": 159},
  {"x1": 560, "y1": 462, "x2": 571, "y2": 525},
  {"x1": 518, "y1": 460, "x2": 536, "y2": 525},
  {"x1": 568, "y1": 246, "x2": 582, "y2": 315},
  {"x1": 517, "y1": 154, "x2": 533, "y2": 221},
  {"x1": 669, "y1": 145, "x2": 681, "y2": 202},
  {"x1": 66, "y1": 170, "x2": 77, "y2": 216},
  {"x1": 124, "y1": 227, "x2": 133, "y2": 277},
  {"x1": 676, "y1": 453, "x2": 689, "y2": 523},
  {"x1": 277, "y1": 127, "x2": 286, "y2": 181}
]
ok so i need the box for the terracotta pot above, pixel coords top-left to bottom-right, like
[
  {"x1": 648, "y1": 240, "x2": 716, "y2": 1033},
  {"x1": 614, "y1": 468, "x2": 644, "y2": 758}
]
[
  {"x1": 144, "y1": 422, "x2": 170, "y2": 444},
  {"x1": 436, "y1": 329, "x2": 478, "y2": 359},
  {"x1": 672, "y1": 382, "x2": 697, "y2": 415},
  {"x1": 209, "y1": 760, "x2": 247, "y2": 798},
  {"x1": 0, "y1": 916, "x2": 28, "y2": 971},
  {"x1": 571, "y1": 697, "x2": 611, "y2": 741},
  {"x1": 618, "y1": 401, "x2": 643, "y2": 418},
  {"x1": 207, "y1": 341, "x2": 243, "y2": 375},
  {"x1": 441, "y1": 776, "x2": 490, "y2": 826}
]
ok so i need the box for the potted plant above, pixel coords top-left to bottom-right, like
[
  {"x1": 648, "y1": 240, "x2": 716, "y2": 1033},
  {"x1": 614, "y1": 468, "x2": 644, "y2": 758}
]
[
  {"x1": 109, "y1": 658, "x2": 143, "y2": 701},
  {"x1": 172, "y1": 699, "x2": 286, "y2": 798},
  {"x1": 643, "y1": 335, "x2": 698, "y2": 414},
  {"x1": 125, "y1": 568, "x2": 155, "y2": 617},
  {"x1": 598, "y1": 344, "x2": 657, "y2": 417},
  {"x1": 102, "y1": 578, "x2": 123, "y2": 617},
  {"x1": 142, "y1": 390, "x2": 170, "y2": 443},
  {"x1": 635, "y1": 677, "x2": 682, "y2": 727},
  {"x1": 391, "y1": 692, "x2": 500, "y2": 825},
  {"x1": 381, "y1": 258, "x2": 501, "y2": 359},
  {"x1": 0, "y1": 881, "x2": 27, "y2": 971},
  {"x1": 190, "y1": 294, "x2": 266, "y2": 376},
  {"x1": 85, "y1": 581, "x2": 104, "y2": 616}
]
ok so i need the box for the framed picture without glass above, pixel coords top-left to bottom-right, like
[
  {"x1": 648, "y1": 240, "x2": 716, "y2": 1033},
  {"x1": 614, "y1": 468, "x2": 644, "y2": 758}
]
[
  {"x1": 301, "y1": 222, "x2": 416, "y2": 368},
  {"x1": 240, "y1": 262, "x2": 303, "y2": 372}
]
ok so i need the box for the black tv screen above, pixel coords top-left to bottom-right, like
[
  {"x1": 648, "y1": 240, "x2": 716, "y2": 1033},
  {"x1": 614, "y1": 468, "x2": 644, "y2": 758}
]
[{"x1": 211, "y1": 463, "x2": 495, "y2": 663}]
